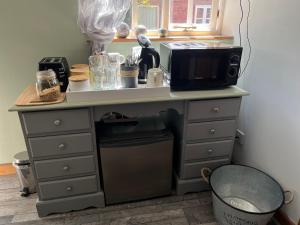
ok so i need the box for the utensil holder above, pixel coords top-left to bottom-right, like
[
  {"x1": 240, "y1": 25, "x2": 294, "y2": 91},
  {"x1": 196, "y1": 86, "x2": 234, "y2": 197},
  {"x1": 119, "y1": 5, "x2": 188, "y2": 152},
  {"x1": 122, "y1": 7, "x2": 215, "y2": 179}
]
[{"x1": 120, "y1": 64, "x2": 138, "y2": 88}]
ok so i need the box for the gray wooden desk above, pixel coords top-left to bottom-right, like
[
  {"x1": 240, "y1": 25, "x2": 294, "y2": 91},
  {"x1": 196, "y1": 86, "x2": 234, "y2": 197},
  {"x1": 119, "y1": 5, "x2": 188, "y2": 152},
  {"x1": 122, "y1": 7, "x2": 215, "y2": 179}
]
[{"x1": 9, "y1": 86, "x2": 248, "y2": 217}]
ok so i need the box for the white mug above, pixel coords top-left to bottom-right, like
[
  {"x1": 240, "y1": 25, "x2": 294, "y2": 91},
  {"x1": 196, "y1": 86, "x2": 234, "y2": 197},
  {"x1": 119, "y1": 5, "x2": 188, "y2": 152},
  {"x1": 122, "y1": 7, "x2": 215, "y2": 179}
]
[{"x1": 108, "y1": 53, "x2": 125, "y2": 65}]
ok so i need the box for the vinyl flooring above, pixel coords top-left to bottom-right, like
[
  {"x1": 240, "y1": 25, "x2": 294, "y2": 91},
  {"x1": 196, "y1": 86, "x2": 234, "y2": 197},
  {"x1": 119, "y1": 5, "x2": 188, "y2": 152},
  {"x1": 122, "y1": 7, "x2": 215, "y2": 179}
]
[{"x1": 0, "y1": 175, "x2": 277, "y2": 225}]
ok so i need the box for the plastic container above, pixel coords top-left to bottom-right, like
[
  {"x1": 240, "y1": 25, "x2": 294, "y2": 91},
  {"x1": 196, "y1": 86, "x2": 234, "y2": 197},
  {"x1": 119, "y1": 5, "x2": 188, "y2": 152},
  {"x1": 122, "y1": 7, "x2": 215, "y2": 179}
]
[
  {"x1": 36, "y1": 69, "x2": 61, "y2": 101},
  {"x1": 13, "y1": 151, "x2": 36, "y2": 197}
]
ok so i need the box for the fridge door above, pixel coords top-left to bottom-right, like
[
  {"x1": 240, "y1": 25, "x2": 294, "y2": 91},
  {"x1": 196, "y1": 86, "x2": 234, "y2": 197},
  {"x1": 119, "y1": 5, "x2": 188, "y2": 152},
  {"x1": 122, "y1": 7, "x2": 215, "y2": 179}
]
[{"x1": 100, "y1": 135, "x2": 173, "y2": 204}]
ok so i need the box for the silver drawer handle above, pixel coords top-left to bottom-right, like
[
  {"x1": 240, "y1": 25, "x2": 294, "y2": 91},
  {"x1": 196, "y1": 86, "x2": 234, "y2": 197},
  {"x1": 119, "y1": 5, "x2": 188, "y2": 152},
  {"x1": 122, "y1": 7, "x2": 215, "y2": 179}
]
[
  {"x1": 209, "y1": 129, "x2": 216, "y2": 134},
  {"x1": 54, "y1": 119, "x2": 62, "y2": 126},
  {"x1": 57, "y1": 143, "x2": 65, "y2": 150},
  {"x1": 63, "y1": 165, "x2": 70, "y2": 171},
  {"x1": 207, "y1": 149, "x2": 213, "y2": 153},
  {"x1": 212, "y1": 107, "x2": 220, "y2": 113},
  {"x1": 66, "y1": 186, "x2": 72, "y2": 191}
]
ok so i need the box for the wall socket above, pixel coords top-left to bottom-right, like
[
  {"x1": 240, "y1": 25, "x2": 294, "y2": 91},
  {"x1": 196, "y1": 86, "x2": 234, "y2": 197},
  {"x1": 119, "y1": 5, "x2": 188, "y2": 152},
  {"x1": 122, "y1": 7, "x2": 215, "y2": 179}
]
[{"x1": 236, "y1": 129, "x2": 246, "y2": 145}]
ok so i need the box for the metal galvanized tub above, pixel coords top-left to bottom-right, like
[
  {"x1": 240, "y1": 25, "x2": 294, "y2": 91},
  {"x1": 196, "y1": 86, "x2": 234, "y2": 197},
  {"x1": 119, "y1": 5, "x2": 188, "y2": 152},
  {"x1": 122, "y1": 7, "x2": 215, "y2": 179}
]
[{"x1": 201, "y1": 165, "x2": 293, "y2": 225}]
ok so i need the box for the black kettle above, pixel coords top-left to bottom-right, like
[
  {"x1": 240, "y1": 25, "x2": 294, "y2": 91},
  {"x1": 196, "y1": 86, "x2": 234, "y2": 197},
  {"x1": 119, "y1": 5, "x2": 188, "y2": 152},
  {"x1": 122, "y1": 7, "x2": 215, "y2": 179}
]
[{"x1": 137, "y1": 35, "x2": 160, "y2": 84}]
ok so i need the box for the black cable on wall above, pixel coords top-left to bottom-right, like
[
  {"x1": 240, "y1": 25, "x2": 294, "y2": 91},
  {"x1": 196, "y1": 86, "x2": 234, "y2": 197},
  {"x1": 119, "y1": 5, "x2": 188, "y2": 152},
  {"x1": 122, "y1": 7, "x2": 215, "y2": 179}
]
[{"x1": 239, "y1": 0, "x2": 252, "y2": 77}]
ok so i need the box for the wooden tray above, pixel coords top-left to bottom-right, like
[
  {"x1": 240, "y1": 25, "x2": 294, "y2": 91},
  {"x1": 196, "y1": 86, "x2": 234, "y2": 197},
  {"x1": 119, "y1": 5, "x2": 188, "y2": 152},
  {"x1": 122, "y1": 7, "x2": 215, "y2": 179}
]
[{"x1": 15, "y1": 85, "x2": 65, "y2": 106}]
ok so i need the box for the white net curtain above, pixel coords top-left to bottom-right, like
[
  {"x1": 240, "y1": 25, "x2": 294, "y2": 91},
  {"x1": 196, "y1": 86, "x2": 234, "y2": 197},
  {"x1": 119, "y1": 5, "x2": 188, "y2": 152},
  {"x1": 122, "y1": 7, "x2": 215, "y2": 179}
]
[{"x1": 78, "y1": 0, "x2": 131, "y2": 54}]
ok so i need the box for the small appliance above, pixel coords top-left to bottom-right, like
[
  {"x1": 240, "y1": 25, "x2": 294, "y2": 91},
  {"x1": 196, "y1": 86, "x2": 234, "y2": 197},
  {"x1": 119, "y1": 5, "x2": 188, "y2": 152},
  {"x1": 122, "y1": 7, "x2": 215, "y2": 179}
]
[
  {"x1": 97, "y1": 116, "x2": 173, "y2": 205},
  {"x1": 38, "y1": 57, "x2": 70, "y2": 92},
  {"x1": 137, "y1": 35, "x2": 160, "y2": 84},
  {"x1": 160, "y1": 42, "x2": 243, "y2": 90}
]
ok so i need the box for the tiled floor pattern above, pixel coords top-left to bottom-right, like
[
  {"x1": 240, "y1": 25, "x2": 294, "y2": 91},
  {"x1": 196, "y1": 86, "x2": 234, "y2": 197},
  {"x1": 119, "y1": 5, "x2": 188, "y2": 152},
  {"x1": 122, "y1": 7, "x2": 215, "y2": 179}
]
[{"x1": 0, "y1": 175, "x2": 277, "y2": 225}]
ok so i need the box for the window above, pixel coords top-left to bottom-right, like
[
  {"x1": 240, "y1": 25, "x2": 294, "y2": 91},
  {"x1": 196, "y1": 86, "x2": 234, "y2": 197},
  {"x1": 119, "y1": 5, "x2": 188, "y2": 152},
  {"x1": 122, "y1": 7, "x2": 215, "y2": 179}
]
[
  {"x1": 138, "y1": 4, "x2": 160, "y2": 30},
  {"x1": 125, "y1": 0, "x2": 224, "y2": 35},
  {"x1": 194, "y1": 5, "x2": 211, "y2": 25}
]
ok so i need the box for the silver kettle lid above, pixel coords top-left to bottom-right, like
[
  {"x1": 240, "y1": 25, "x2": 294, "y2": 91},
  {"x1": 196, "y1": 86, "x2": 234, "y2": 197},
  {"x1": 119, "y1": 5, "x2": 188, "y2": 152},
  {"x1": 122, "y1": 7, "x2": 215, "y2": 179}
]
[{"x1": 137, "y1": 34, "x2": 151, "y2": 48}]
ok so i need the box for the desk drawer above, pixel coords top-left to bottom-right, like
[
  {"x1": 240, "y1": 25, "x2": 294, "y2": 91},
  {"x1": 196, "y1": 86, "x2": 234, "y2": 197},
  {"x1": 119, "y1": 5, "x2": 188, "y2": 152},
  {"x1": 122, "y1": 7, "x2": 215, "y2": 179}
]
[
  {"x1": 186, "y1": 120, "x2": 236, "y2": 141},
  {"x1": 29, "y1": 133, "x2": 93, "y2": 158},
  {"x1": 185, "y1": 140, "x2": 234, "y2": 161},
  {"x1": 34, "y1": 155, "x2": 95, "y2": 179},
  {"x1": 188, "y1": 98, "x2": 241, "y2": 121},
  {"x1": 183, "y1": 158, "x2": 230, "y2": 179},
  {"x1": 22, "y1": 109, "x2": 90, "y2": 135},
  {"x1": 39, "y1": 175, "x2": 97, "y2": 200}
]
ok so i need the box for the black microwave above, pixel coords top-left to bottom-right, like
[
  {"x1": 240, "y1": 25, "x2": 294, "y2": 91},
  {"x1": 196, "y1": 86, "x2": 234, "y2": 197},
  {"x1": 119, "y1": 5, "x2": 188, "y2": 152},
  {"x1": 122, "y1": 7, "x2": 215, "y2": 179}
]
[{"x1": 160, "y1": 42, "x2": 243, "y2": 90}]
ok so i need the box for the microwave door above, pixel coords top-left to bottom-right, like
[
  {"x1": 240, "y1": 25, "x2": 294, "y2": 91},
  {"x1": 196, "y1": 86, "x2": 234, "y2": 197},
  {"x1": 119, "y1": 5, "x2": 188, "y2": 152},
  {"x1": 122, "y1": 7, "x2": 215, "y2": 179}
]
[
  {"x1": 194, "y1": 57, "x2": 212, "y2": 80},
  {"x1": 195, "y1": 55, "x2": 223, "y2": 81},
  {"x1": 188, "y1": 56, "x2": 210, "y2": 80},
  {"x1": 188, "y1": 58, "x2": 196, "y2": 79}
]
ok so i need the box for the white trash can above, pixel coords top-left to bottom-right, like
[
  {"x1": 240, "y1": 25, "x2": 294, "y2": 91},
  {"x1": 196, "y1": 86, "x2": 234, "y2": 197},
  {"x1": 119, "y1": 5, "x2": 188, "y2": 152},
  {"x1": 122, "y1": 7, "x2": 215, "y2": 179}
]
[{"x1": 13, "y1": 151, "x2": 36, "y2": 196}]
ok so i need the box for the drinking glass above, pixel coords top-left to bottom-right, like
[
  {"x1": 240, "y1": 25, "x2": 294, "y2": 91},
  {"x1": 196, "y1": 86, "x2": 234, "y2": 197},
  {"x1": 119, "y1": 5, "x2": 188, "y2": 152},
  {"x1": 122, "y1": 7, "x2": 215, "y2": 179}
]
[
  {"x1": 108, "y1": 53, "x2": 125, "y2": 88},
  {"x1": 147, "y1": 68, "x2": 164, "y2": 87},
  {"x1": 103, "y1": 65, "x2": 118, "y2": 90},
  {"x1": 89, "y1": 54, "x2": 108, "y2": 90}
]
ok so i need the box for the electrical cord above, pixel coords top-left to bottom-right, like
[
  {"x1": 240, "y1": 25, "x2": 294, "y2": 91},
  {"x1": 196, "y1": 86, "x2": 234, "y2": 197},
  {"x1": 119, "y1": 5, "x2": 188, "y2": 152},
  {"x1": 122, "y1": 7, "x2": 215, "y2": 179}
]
[
  {"x1": 239, "y1": 0, "x2": 252, "y2": 77},
  {"x1": 238, "y1": 0, "x2": 244, "y2": 47},
  {"x1": 241, "y1": 0, "x2": 252, "y2": 76}
]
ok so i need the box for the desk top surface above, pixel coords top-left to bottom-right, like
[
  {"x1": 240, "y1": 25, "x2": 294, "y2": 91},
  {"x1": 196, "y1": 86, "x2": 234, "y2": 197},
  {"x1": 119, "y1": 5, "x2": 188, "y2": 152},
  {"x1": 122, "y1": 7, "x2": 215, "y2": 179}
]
[{"x1": 9, "y1": 86, "x2": 249, "y2": 112}]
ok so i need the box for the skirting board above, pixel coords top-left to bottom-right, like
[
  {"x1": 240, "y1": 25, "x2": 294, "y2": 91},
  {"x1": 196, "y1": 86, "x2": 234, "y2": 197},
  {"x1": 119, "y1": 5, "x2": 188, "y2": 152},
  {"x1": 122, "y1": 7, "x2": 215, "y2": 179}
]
[
  {"x1": 274, "y1": 210, "x2": 296, "y2": 225},
  {"x1": 0, "y1": 163, "x2": 16, "y2": 176}
]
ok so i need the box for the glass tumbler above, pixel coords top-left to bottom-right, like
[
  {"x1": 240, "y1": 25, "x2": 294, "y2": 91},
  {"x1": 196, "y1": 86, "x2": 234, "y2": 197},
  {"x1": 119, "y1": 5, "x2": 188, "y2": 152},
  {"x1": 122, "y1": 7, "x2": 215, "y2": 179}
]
[
  {"x1": 89, "y1": 54, "x2": 108, "y2": 90},
  {"x1": 108, "y1": 53, "x2": 126, "y2": 88},
  {"x1": 103, "y1": 64, "x2": 118, "y2": 90}
]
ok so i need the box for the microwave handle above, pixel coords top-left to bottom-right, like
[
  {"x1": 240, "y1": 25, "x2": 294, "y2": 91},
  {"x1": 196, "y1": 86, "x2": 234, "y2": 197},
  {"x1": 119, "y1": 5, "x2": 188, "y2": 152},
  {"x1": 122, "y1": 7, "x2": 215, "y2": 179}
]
[{"x1": 147, "y1": 48, "x2": 160, "y2": 68}]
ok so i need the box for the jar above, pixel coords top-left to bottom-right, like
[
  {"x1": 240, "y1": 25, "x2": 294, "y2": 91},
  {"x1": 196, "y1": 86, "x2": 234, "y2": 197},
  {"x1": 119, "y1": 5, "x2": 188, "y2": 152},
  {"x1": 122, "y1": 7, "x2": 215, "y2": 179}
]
[
  {"x1": 36, "y1": 70, "x2": 61, "y2": 101},
  {"x1": 69, "y1": 75, "x2": 90, "y2": 92}
]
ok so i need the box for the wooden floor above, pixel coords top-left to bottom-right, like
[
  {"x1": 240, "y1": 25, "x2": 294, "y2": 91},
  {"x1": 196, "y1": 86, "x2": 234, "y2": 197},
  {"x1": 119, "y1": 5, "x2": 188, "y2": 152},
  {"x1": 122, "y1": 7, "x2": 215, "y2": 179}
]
[
  {"x1": 0, "y1": 174, "x2": 279, "y2": 225},
  {"x1": 0, "y1": 164, "x2": 16, "y2": 176},
  {"x1": 0, "y1": 174, "x2": 218, "y2": 225}
]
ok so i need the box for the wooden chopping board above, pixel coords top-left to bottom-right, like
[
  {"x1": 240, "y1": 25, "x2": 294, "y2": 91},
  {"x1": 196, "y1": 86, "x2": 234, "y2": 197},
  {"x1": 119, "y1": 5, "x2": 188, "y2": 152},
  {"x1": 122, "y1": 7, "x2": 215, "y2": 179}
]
[{"x1": 15, "y1": 85, "x2": 66, "y2": 106}]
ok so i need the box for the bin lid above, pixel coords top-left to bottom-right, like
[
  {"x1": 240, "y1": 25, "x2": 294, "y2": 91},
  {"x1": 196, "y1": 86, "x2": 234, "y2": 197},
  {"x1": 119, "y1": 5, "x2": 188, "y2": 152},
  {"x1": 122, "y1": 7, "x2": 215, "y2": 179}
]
[{"x1": 13, "y1": 151, "x2": 30, "y2": 165}]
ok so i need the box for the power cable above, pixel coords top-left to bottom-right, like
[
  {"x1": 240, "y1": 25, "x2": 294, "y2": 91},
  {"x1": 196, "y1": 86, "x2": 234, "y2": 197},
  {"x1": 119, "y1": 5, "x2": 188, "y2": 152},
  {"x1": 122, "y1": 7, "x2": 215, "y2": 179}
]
[{"x1": 239, "y1": 0, "x2": 252, "y2": 77}]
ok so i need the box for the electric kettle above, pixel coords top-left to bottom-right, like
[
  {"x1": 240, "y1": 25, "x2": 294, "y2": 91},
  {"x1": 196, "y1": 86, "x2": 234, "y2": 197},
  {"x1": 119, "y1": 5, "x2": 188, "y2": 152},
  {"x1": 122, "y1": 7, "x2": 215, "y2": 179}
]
[{"x1": 137, "y1": 35, "x2": 160, "y2": 84}]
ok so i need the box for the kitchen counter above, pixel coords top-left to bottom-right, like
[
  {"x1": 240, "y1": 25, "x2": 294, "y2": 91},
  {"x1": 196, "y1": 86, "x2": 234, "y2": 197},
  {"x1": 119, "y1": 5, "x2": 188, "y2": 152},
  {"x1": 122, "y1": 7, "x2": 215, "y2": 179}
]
[{"x1": 9, "y1": 86, "x2": 248, "y2": 112}]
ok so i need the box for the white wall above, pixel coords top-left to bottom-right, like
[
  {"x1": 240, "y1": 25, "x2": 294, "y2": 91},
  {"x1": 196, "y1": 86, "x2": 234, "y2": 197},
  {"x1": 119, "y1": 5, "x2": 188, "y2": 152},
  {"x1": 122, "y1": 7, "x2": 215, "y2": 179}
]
[{"x1": 222, "y1": 0, "x2": 300, "y2": 223}]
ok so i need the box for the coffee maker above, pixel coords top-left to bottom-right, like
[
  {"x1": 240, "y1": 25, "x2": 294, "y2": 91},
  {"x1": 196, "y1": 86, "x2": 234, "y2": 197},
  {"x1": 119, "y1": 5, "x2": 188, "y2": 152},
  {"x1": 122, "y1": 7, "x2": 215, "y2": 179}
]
[{"x1": 137, "y1": 35, "x2": 160, "y2": 84}]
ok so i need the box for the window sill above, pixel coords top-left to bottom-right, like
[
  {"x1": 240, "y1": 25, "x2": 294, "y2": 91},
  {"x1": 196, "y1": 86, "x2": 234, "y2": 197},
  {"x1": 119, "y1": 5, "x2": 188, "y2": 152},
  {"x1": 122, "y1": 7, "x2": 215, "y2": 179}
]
[{"x1": 113, "y1": 35, "x2": 233, "y2": 43}]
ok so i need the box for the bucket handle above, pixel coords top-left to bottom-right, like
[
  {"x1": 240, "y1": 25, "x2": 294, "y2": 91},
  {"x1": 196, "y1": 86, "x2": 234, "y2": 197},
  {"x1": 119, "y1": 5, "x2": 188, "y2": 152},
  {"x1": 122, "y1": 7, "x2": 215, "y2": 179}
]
[
  {"x1": 284, "y1": 190, "x2": 294, "y2": 204},
  {"x1": 201, "y1": 167, "x2": 212, "y2": 183}
]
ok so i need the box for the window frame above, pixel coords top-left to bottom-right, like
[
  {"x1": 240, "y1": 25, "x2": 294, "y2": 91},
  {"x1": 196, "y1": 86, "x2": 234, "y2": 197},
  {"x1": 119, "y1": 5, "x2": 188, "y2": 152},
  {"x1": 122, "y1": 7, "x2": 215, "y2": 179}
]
[{"x1": 130, "y1": 0, "x2": 225, "y2": 36}]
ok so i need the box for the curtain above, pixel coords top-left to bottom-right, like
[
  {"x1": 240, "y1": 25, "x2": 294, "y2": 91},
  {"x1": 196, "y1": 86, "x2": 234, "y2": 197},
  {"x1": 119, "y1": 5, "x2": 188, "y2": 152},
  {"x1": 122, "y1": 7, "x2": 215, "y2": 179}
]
[{"x1": 78, "y1": 0, "x2": 131, "y2": 54}]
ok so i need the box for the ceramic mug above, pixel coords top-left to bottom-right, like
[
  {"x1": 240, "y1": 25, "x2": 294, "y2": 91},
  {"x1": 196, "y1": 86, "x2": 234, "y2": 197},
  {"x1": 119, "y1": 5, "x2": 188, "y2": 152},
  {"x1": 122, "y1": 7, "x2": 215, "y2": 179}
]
[{"x1": 107, "y1": 53, "x2": 125, "y2": 65}]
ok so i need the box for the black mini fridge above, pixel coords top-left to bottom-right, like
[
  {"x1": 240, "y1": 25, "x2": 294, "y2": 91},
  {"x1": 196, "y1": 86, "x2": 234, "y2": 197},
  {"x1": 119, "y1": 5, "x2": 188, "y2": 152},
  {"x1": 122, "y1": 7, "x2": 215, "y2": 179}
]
[{"x1": 97, "y1": 116, "x2": 173, "y2": 205}]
